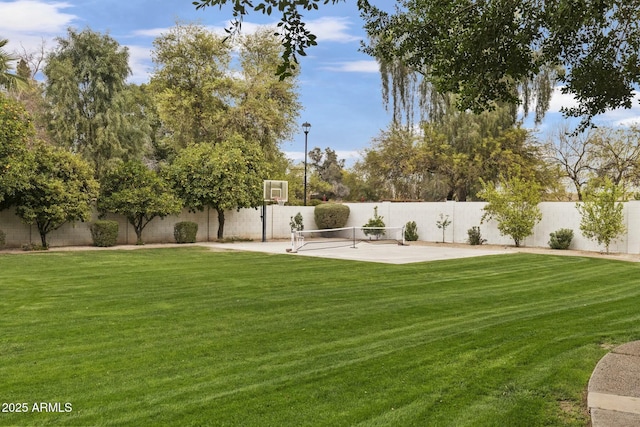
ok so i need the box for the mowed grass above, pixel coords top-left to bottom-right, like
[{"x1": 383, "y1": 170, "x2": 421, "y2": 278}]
[{"x1": 1, "y1": 248, "x2": 640, "y2": 426}]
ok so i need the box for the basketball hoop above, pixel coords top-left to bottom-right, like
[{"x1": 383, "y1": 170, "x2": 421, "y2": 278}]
[{"x1": 264, "y1": 180, "x2": 288, "y2": 205}]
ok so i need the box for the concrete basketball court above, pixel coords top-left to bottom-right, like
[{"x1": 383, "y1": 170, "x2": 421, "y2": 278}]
[{"x1": 204, "y1": 240, "x2": 513, "y2": 264}]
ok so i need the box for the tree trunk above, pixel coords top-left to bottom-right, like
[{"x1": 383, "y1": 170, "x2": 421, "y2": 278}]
[
  {"x1": 40, "y1": 231, "x2": 48, "y2": 248},
  {"x1": 217, "y1": 208, "x2": 225, "y2": 240}
]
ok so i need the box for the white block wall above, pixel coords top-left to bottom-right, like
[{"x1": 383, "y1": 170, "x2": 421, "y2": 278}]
[{"x1": 2, "y1": 201, "x2": 640, "y2": 254}]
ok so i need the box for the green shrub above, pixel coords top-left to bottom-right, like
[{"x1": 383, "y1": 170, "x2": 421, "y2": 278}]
[
  {"x1": 548, "y1": 228, "x2": 573, "y2": 250},
  {"x1": 174, "y1": 221, "x2": 198, "y2": 243},
  {"x1": 290, "y1": 212, "x2": 304, "y2": 232},
  {"x1": 404, "y1": 221, "x2": 419, "y2": 241},
  {"x1": 467, "y1": 226, "x2": 487, "y2": 245},
  {"x1": 314, "y1": 203, "x2": 350, "y2": 229},
  {"x1": 0, "y1": 229, "x2": 5, "y2": 249},
  {"x1": 363, "y1": 206, "x2": 386, "y2": 239},
  {"x1": 90, "y1": 220, "x2": 119, "y2": 247},
  {"x1": 22, "y1": 243, "x2": 48, "y2": 251}
]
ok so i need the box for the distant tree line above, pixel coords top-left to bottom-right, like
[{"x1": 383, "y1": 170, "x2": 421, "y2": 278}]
[
  {"x1": 0, "y1": 23, "x2": 299, "y2": 245},
  {"x1": 2, "y1": 18, "x2": 639, "y2": 247}
]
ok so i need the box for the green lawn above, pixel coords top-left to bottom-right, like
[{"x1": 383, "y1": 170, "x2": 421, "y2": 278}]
[{"x1": 1, "y1": 247, "x2": 639, "y2": 426}]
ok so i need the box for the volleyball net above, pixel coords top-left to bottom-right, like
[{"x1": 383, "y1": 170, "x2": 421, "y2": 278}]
[{"x1": 290, "y1": 226, "x2": 406, "y2": 253}]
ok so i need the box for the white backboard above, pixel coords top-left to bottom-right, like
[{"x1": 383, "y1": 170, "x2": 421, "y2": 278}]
[{"x1": 263, "y1": 180, "x2": 288, "y2": 202}]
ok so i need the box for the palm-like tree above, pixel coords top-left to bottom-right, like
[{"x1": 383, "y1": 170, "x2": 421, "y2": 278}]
[{"x1": 0, "y1": 38, "x2": 26, "y2": 90}]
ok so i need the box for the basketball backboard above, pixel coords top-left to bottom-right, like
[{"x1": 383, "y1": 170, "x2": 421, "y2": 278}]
[{"x1": 263, "y1": 180, "x2": 288, "y2": 203}]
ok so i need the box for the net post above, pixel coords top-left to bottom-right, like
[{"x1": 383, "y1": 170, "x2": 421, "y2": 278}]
[
  {"x1": 289, "y1": 231, "x2": 297, "y2": 253},
  {"x1": 351, "y1": 226, "x2": 356, "y2": 248}
]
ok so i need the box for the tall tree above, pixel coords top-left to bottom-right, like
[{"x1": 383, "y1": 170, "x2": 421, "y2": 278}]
[
  {"x1": 308, "y1": 147, "x2": 349, "y2": 200},
  {"x1": 98, "y1": 161, "x2": 183, "y2": 245},
  {"x1": 44, "y1": 28, "x2": 146, "y2": 178},
  {"x1": 357, "y1": 125, "x2": 428, "y2": 201},
  {"x1": 7, "y1": 42, "x2": 50, "y2": 142},
  {"x1": 15, "y1": 142, "x2": 99, "y2": 248},
  {"x1": 194, "y1": 0, "x2": 640, "y2": 126},
  {"x1": 166, "y1": 135, "x2": 267, "y2": 239},
  {"x1": 150, "y1": 22, "x2": 299, "y2": 169},
  {"x1": 357, "y1": 106, "x2": 554, "y2": 201},
  {"x1": 545, "y1": 125, "x2": 595, "y2": 201},
  {"x1": 223, "y1": 27, "x2": 301, "y2": 166},
  {"x1": 150, "y1": 22, "x2": 233, "y2": 152},
  {"x1": 588, "y1": 127, "x2": 640, "y2": 192}
]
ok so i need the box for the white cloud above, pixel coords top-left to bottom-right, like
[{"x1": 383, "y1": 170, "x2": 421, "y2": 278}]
[
  {"x1": 125, "y1": 44, "x2": 153, "y2": 84},
  {"x1": 131, "y1": 27, "x2": 167, "y2": 38},
  {"x1": 1, "y1": 0, "x2": 78, "y2": 63},
  {"x1": 307, "y1": 16, "x2": 360, "y2": 44},
  {"x1": 0, "y1": 0, "x2": 76, "y2": 33},
  {"x1": 547, "y1": 86, "x2": 580, "y2": 113},
  {"x1": 321, "y1": 60, "x2": 378, "y2": 73}
]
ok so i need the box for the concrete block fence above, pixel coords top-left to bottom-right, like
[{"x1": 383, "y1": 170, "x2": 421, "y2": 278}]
[{"x1": 1, "y1": 201, "x2": 640, "y2": 254}]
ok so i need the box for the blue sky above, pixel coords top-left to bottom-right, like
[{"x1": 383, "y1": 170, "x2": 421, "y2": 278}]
[{"x1": 2, "y1": 0, "x2": 640, "y2": 166}]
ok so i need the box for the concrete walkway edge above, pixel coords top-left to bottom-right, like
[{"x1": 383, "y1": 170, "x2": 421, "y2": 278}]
[{"x1": 588, "y1": 341, "x2": 640, "y2": 426}]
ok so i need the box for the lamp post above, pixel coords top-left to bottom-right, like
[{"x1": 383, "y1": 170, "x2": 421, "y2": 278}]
[{"x1": 302, "y1": 122, "x2": 311, "y2": 206}]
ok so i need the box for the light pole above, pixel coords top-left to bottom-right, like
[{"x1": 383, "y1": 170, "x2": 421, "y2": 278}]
[{"x1": 302, "y1": 122, "x2": 311, "y2": 206}]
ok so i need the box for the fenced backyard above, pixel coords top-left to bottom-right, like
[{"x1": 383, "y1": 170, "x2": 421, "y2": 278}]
[{"x1": 3, "y1": 201, "x2": 640, "y2": 254}]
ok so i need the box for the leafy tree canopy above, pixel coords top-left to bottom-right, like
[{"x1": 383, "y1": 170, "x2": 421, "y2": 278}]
[
  {"x1": 577, "y1": 178, "x2": 626, "y2": 254},
  {"x1": 98, "y1": 161, "x2": 183, "y2": 244},
  {"x1": 15, "y1": 142, "x2": 99, "y2": 248},
  {"x1": 150, "y1": 22, "x2": 300, "y2": 167},
  {"x1": 0, "y1": 93, "x2": 34, "y2": 209},
  {"x1": 479, "y1": 175, "x2": 543, "y2": 247},
  {"x1": 194, "y1": 0, "x2": 640, "y2": 124},
  {"x1": 44, "y1": 28, "x2": 150, "y2": 178},
  {"x1": 166, "y1": 135, "x2": 267, "y2": 238}
]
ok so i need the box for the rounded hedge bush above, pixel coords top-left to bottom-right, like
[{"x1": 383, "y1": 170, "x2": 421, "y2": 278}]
[
  {"x1": 174, "y1": 221, "x2": 198, "y2": 243},
  {"x1": 314, "y1": 203, "x2": 350, "y2": 229},
  {"x1": 90, "y1": 220, "x2": 119, "y2": 247},
  {"x1": 549, "y1": 228, "x2": 573, "y2": 250}
]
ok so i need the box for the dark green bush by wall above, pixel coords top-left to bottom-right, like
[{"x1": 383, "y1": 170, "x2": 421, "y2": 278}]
[
  {"x1": 548, "y1": 228, "x2": 573, "y2": 250},
  {"x1": 314, "y1": 204, "x2": 350, "y2": 229},
  {"x1": 174, "y1": 221, "x2": 198, "y2": 243},
  {"x1": 404, "y1": 221, "x2": 419, "y2": 241},
  {"x1": 90, "y1": 220, "x2": 119, "y2": 247}
]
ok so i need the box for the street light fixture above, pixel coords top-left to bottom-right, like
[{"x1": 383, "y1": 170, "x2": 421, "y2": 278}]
[{"x1": 302, "y1": 122, "x2": 311, "y2": 206}]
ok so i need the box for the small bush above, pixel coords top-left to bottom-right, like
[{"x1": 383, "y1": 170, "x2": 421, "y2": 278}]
[
  {"x1": 363, "y1": 206, "x2": 386, "y2": 239},
  {"x1": 0, "y1": 229, "x2": 5, "y2": 249},
  {"x1": 290, "y1": 212, "x2": 304, "y2": 232},
  {"x1": 174, "y1": 221, "x2": 198, "y2": 243},
  {"x1": 90, "y1": 220, "x2": 119, "y2": 247},
  {"x1": 404, "y1": 221, "x2": 419, "y2": 241},
  {"x1": 549, "y1": 228, "x2": 573, "y2": 250},
  {"x1": 314, "y1": 203, "x2": 350, "y2": 229},
  {"x1": 467, "y1": 226, "x2": 487, "y2": 245},
  {"x1": 22, "y1": 243, "x2": 48, "y2": 251}
]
